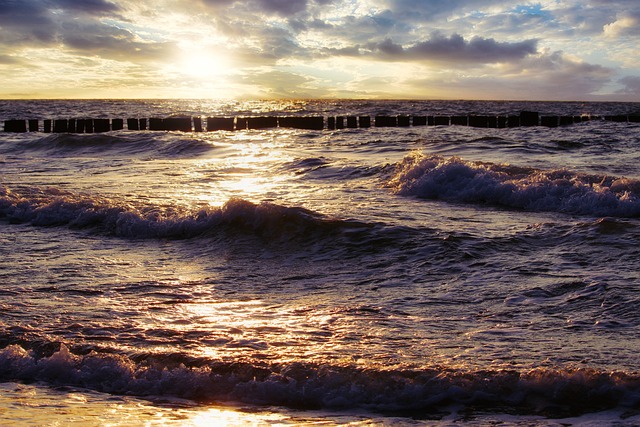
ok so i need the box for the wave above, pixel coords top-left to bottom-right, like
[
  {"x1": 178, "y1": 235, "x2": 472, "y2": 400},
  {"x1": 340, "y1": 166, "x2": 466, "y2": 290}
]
[
  {"x1": 1, "y1": 343, "x2": 639, "y2": 418},
  {"x1": 388, "y1": 153, "x2": 640, "y2": 217},
  {"x1": 278, "y1": 157, "x2": 391, "y2": 180},
  {"x1": 0, "y1": 186, "x2": 375, "y2": 244},
  {"x1": 0, "y1": 133, "x2": 216, "y2": 158}
]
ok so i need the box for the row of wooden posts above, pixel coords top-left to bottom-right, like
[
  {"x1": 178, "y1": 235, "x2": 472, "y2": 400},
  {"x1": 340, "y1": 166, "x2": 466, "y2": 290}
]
[{"x1": 3, "y1": 112, "x2": 639, "y2": 133}]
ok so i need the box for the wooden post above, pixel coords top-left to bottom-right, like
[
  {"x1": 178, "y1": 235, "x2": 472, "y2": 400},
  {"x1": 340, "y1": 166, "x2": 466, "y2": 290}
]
[
  {"x1": 4, "y1": 119, "x2": 27, "y2": 132},
  {"x1": 434, "y1": 116, "x2": 449, "y2": 126},
  {"x1": 346, "y1": 116, "x2": 357, "y2": 128},
  {"x1": 236, "y1": 117, "x2": 247, "y2": 130},
  {"x1": 247, "y1": 116, "x2": 277, "y2": 129},
  {"x1": 520, "y1": 111, "x2": 539, "y2": 126},
  {"x1": 375, "y1": 116, "x2": 397, "y2": 127},
  {"x1": 111, "y1": 118, "x2": 124, "y2": 131},
  {"x1": 53, "y1": 119, "x2": 68, "y2": 133},
  {"x1": 359, "y1": 116, "x2": 371, "y2": 128},
  {"x1": 397, "y1": 115, "x2": 410, "y2": 127},
  {"x1": 75, "y1": 119, "x2": 85, "y2": 133},
  {"x1": 541, "y1": 116, "x2": 558, "y2": 127},
  {"x1": 28, "y1": 119, "x2": 38, "y2": 132},
  {"x1": 278, "y1": 116, "x2": 324, "y2": 130},
  {"x1": 207, "y1": 117, "x2": 234, "y2": 131},
  {"x1": 412, "y1": 116, "x2": 427, "y2": 126},
  {"x1": 84, "y1": 119, "x2": 94, "y2": 133},
  {"x1": 127, "y1": 118, "x2": 139, "y2": 130},
  {"x1": 469, "y1": 116, "x2": 488, "y2": 127},
  {"x1": 149, "y1": 118, "x2": 164, "y2": 131},
  {"x1": 194, "y1": 117, "x2": 203, "y2": 132},
  {"x1": 451, "y1": 116, "x2": 467, "y2": 126},
  {"x1": 327, "y1": 117, "x2": 335, "y2": 130},
  {"x1": 93, "y1": 119, "x2": 110, "y2": 133}
]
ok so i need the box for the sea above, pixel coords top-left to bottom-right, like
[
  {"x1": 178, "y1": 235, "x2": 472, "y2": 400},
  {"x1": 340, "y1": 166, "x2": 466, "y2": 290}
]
[{"x1": 1, "y1": 99, "x2": 640, "y2": 426}]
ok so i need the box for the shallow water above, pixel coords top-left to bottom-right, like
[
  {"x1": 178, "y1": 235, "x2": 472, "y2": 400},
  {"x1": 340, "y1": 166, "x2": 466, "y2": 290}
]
[{"x1": 1, "y1": 100, "x2": 640, "y2": 424}]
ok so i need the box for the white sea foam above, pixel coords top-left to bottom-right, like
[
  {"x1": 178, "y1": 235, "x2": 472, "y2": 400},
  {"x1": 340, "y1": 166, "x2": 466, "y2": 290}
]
[{"x1": 389, "y1": 153, "x2": 640, "y2": 217}]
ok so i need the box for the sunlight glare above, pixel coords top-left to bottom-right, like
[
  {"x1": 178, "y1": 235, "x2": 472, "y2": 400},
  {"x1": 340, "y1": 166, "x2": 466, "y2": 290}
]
[{"x1": 177, "y1": 53, "x2": 231, "y2": 79}]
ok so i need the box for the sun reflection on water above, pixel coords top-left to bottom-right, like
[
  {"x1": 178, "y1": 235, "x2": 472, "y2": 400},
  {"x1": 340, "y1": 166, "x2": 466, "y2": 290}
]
[{"x1": 179, "y1": 138, "x2": 295, "y2": 207}]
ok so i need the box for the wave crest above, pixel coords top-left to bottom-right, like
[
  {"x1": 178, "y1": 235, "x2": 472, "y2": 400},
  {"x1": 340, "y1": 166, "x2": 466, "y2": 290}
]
[
  {"x1": 0, "y1": 186, "x2": 360, "y2": 241},
  {"x1": 1, "y1": 343, "x2": 639, "y2": 418},
  {"x1": 388, "y1": 153, "x2": 640, "y2": 217}
]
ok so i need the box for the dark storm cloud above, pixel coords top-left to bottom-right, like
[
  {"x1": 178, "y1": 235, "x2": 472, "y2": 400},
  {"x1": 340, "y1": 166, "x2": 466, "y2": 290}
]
[
  {"x1": 0, "y1": 0, "x2": 172, "y2": 63},
  {"x1": 0, "y1": 0, "x2": 121, "y2": 46},
  {"x1": 327, "y1": 33, "x2": 538, "y2": 64},
  {"x1": 53, "y1": 0, "x2": 120, "y2": 14},
  {"x1": 0, "y1": 0, "x2": 58, "y2": 43}
]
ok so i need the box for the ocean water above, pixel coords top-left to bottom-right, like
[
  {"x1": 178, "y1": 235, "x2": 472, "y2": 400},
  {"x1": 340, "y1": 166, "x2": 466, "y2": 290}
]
[{"x1": 1, "y1": 99, "x2": 640, "y2": 426}]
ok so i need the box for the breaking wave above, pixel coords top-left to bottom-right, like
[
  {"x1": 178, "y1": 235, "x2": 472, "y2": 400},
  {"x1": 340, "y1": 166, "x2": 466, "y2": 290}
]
[
  {"x1": 388, "y1": 153, "x2": 640, "y2": 217},
  {"x1": 0, "y1": 185, "x2": 370, "y2": 242},
  {"x1": 0, "y1": 343, "x2": 639, "y2": 418}
]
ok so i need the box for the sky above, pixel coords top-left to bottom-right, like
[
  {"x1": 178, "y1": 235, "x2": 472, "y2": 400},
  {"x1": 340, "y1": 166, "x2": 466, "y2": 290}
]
[{"x1": 1, "y1": 0, "x2": 640, "y2": 100}]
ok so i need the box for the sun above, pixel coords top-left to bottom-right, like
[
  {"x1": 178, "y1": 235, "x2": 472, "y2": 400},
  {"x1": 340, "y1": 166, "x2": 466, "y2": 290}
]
[{"x1": 176, "y1": 53, "x2": 231, "y2": 79}]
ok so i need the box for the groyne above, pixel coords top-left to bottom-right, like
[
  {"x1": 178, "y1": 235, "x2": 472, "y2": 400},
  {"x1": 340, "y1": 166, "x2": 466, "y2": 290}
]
[{"x1": 3, "y1": 112, "x2": 639, "y2": 133}]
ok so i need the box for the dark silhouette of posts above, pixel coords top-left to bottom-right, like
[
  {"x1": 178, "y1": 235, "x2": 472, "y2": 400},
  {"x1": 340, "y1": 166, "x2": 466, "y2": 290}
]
[
  {"x1": 434, "y1": 116, "x2": 449, "y2": 126},
  {"x1": 412, "y1": 116, "x2": 427, "y2": 126},
  {"x1": 4, "y1": 120, "x2": 27, "y2": 132},
  {"x1": 194, "y1": 117, "x2": 203, "y2": 132},
  {"x1": 207, "y1": 117, "x2": 234, "y2": 131},
  {"x1": 236, "y1": 117, "x2": 248, "y2": 130},
  {"x1": 359, "y1": 116, "x2": 371, "y2": 128},
  {"x1": 541, "y1": 116, "x2": 558, "y2": 127},
  {"x1": 520, "y1": 111, "x2": 539, "y2": 126},
  {"x1": 112, "y1": 119, "x2": 124, "y2": 131},
  {"x1": 127, "y1": 118, "x2": 139, "y2": 130},
  {"x1": 28, "y1": 120, "x2": 38, "y2": 132},
  {"x1": 278, "y1": 116, "x2": 324, "y2": 130},
  {"x1": 451, "y1": 116, "x2": 467, "y2": 126},
  {"x1": 469, "y1": 116, "x2": 488, "y2": 127},
  {"x1": 94, "y1": 119, "x2": 110, "y2": 133},
  {"x1": 247, "y1": 116, "x2": 277, "y2": 129},
  {"x1": 53, "y1": 119, "x2": 68, "y2": 133},
  {"x1": 375, "y1": 116, "x2": 397, "y2": 127}
]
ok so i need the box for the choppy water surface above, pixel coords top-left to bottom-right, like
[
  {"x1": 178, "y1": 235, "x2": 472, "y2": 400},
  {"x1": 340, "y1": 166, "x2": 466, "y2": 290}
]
[{"x1": 1, "y1": 100, "x2": 640, "y2": 425}]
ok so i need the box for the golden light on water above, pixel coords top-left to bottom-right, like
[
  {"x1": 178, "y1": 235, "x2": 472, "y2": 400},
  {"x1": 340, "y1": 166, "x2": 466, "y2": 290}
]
[{"x1": 182, "y1": 139, "x2": 294, "y2": 206}]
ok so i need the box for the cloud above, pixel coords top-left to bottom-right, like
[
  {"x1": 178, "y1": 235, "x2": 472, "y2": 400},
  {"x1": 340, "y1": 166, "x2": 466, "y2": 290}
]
[
  {"x1": 327, "y1": 33, "x2": 538, "y2": 65},
  {"x1": 603, "y1": 11, "x2": 640, "y2": 37},
  {"x1": 617, "y1": 76, "x2": 640, "y2": 95},
  {"x1": 0, "y1": 0, "x2": 637, "y2": 99},
  {"x1": 53, "y1": 0, "x2": 120, "y2": 14},
  {"x1": 59, "y1": 21, "x2": 176, "y2": 62},
  {"x1": 200, "y1": 0, "x2": 311, "y2": 15}
]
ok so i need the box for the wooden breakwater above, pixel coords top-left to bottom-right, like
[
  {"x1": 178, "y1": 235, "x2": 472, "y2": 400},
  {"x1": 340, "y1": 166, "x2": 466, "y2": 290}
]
[{"x1": 3, "y1": 112, "x2": 640, "y2": 133}]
